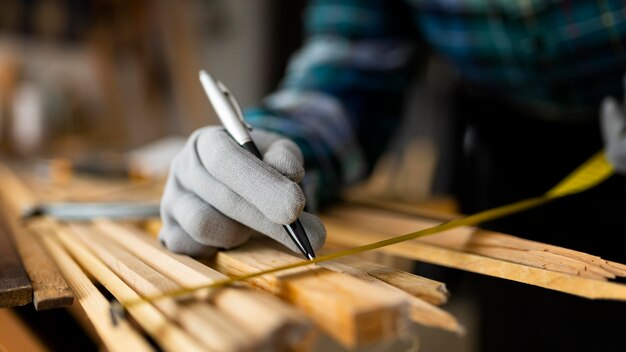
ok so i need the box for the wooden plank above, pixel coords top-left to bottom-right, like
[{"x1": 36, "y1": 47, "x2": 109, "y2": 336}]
[
  {"x1": 68, "y1": 222, "x2": 257, "y2": 352},
  {"x1": 1, "y1": 212, "x2": 74, "y2": 310},
  {"x1": 328, "y1": 256, "x2": 449, "y2": 306},
  {"x1": 46, "y1": 220, "x2": 207, "y2": 352},
  {"x1": 340, "y1": 194, "x2": 460, "y2": 222},
  {"x1": 333, "y1": 204, "x2": 626, "y2": 278},
  {"x1": 320, "y1": 260, "x2": 463, "y2": 334},
  {"x1": 460, "y1": 230, "x2": 626, "y2": 278},
  {"x1": 322, "y1": 217, "x2": 626, "y2": 301},
  {"x1": 93, "y1": 219, "x2": 313, "y2": 350},
  {"x1": 0, "y1": 163, "x2": 73, "y2": 309},
  {"x1": 464, "y1": 245, "x2": 611, "y2": 280},
  {"x1": 0, "y1": 219, "x2": 31, "y2": 308},
  {"x1": 325, "y1": 205, "x2": 623, "y2": 280},
  {"x1": 32, "y1": 223, "x2": 153, "y2": 352},
  {"x1": 0, "y1": 309, "x2": 48, "y2": 352},
  {"x1": 210, "y1": 287, "x2": 317, "y2": 351},
  {"x1": 323, "y1": 241, "x2": 416, "y2": 274},
  {"x1": 212, "y1": 238, "x2": 410, "y2": 348}
]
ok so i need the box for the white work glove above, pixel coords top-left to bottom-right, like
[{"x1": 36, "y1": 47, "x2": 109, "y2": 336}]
[
  {"x1": 159, "y1": 126, "x2": 326, "y2": 257},
  {"x1": 601, "y1": 80, "x2": 626, "y2": 173}
]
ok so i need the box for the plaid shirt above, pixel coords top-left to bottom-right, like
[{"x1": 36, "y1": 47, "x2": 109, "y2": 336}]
[{"x1": 246, "y1": 0, "x2": 626, "y2": 207}]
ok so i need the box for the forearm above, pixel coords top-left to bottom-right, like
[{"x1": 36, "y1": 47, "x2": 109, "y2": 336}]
[{"x1": 246, "y1": 0, "x2": 420, "y2": 208}]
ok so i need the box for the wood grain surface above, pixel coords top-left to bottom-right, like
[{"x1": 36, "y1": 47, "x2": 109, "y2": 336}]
[{"x1": 0, "y1": 222, "x2": 32, "y2": 308}]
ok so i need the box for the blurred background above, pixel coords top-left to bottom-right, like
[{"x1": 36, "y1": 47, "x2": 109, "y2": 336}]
[
  {"x1": 0, "y1": 0, "x2": 455, "y2": 204},
  {"x1": 0, "y1": 0, "x2": 308, "y2": 171},
  {"x1": 0, "y1": 2, "x2": 471, "y2": 351}
]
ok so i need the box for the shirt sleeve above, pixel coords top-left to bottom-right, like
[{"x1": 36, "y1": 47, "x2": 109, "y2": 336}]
[{"x1": 245, "y1": 0, "x2": 420, "y2": 210}]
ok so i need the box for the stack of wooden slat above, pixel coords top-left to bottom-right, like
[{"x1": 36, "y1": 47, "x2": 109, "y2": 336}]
[
  {"x1": 0, "y1": 161, "x2": 462, "y2": 350},
  {"x1": 321, "y1": 204, "x2": 626, "y2": 300},
  {"x1": 23, "y1": 217, "x2": 462, "y2": 351},
  {"x1": 5, "y1": 160, "x2": 626, "y2": 350}
]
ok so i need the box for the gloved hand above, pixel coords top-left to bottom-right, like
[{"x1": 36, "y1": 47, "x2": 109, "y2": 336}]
[
  {"x1": 601, "y1": 83, "x2": 626, "y2": 173},
  {"x1": 159, "y1": 126, "x2": 326, "y2": 257}
]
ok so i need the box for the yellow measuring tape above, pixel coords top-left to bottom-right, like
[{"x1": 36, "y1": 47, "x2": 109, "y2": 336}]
[{"x1": 116, "y1": 151, "x2": 614, "y2": 313}]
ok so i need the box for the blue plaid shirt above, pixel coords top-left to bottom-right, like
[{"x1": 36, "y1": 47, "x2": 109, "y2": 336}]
[{"x1": 246, "y1": 0, "x2": 626, "y2": 207}]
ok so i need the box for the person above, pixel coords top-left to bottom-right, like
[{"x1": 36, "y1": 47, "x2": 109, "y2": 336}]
[{"x1": 159, "y1": 1, "x2": 626, "y2": 350}]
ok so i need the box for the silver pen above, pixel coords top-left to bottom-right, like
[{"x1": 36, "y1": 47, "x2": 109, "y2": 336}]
[{"x1": 199, "y1": 70, "x2": 316, "y2": 260}]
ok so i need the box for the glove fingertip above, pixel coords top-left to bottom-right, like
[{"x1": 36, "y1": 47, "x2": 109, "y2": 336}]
[
  {"x1": 158, "y1": 222, "x2": 217, "y2": 258},
  {"x1": 263, "y1": 139, "x2": 305, "y2": 182},
  {"x1": 601, "y1": 97, "x2": 620, "y2": 117},
  {"x1": 268, "y1": 182, "x2": 306, "y2": 224},
  {"x1": 197, "y1": 129, "x2": 240, "y2": 171},
  {"x1": 600, "y1": 97, "x2": 625, "y2": 142}
]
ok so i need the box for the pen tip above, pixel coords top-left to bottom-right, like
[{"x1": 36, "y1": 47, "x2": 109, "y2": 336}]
[{"x1": 306, "y1": 253, "x2": 315, "y2": 260}]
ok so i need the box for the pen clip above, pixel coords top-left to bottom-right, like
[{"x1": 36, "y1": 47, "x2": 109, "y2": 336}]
[{"x1": 217, "y1": 80, "x2": 252, "y2": 131}]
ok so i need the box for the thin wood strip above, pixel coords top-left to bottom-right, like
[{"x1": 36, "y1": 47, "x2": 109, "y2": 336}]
[
  {"x1": 45, "y1": 219, "x2": 207, "y2": 352},
  {"x1": 470, "y1": 230, "x2": 626, "y2": 278},
  {"x1": 465, "y1": 244, "x2": 611, "y2": 280},
  {"x1": 336, "y1": 203, "x2": 626, "y2": 278},
  {"x1": 33, "y1": 224, "x2": 153, "y2": 352},
  {"x1": 94, "y1": 220, "x2": 229, "y2": 285},
  {"x1": 329, "y1": 256, "x2": 449, "y2": 306},
  {"x1": 93, "y1": 219, "x2": 313, "y2": 350},
  {"x1": 212, "y1": 238, "x2": 410, "y2": 348},
  {"x1": 0, "y1": 309, "x2": 48, "y2": 352},
  {"x1": 68, "y1": 223, "x2": 256, "y2": 352},
  {"x1": 174, "y1": 303, "x2": 258, "y2": 352},
  {"x1": 340, "y1": 199, "x2": 626, "y2": 275},
  {"x1": 467, "y1": 230, "x2": 601, "y2": 261},
  {"x1": 210, "y1": 287, "x2": 316, "y2": 351},
  {"x1": 322, "y1": 217, "x2": 626, "y2": 301},
  {"x1": 326, "y1": 206, "x2": 621, "y2": 280},
  {"x1": 341, "y1": 194, "x2": 460, "y2": 222},
  {"x1": 321, "y1": 241, "x2": 417, "y2": 275},
  {"x1": 320, "y1": 260, "x2": 463, "y2": 334},
  {"x1": 0, "y1": 220, "x2": 32, "y2": 308},
  {"x1": 606, "y1": 261, "x2": 626, "y2": 276},
  {"x1": 458, "y1": 229, "x2": 623, "y2": 276}
]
